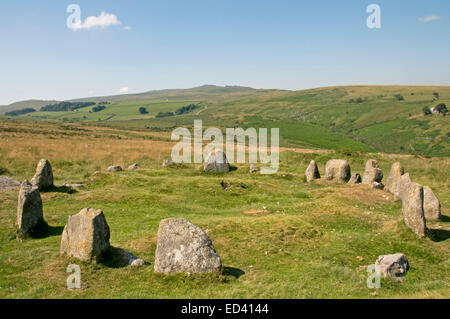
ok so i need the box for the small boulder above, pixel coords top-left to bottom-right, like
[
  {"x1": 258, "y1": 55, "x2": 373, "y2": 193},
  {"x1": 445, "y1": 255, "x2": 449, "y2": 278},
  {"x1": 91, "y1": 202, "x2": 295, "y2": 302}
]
[
  {"x1": 249, "y1": 164, "x2": 259, "y2": 173},
  {"x1": 375, "y1": 253, "x2": 409, "y2": 278},
  {"x1": 423, "y1": 186, "x2": 441, "y2": 220},
  {"x1": 362, "y1": 159, "x2": 383, "y2": 189},
  {"x1": 162, "y1": 159, "x2": 173, "y2": 168},
  {"x1": 119, "y1": 249, "x2": 145, "y2": 267},
  {"x1": 305, "y1": 160, "x2": 320, "y2": 182},
  {"x1": 154, "y1": 218, "x2": 222, "y2": 274},
  {"x1": 348, "y1": 173, "x2": 362, "y2": 184},
  {"x1": 16, "y1": 180, "x2": 44, "y2": 235},
  {"x1": 325, "y1": 159, "x2": 351, "y2": 182},
  {"x1": 107, "y1": 166, "x2": 122, "y2": 172},
  {"x1": 204, "y1": 151, "x2": 230, "y2": 173},
  {"x1": 402, "y1": 183, "x2": 427, "y2": 238},
  {"x1": 60, "y1": 208, "x2": 111, "y2": 262},
  {"x1": 31, "y1": 159, "x2": 53, "y2": 190},
  {"x1": 0, "y1": 176, "x2": 20, "y2": 190},
  {"x1": 128, "y1": 163, "x2": 139, "y2": 170},
  {"x1": 385, "y1": 162, "x2": 404, "y2": 195}
]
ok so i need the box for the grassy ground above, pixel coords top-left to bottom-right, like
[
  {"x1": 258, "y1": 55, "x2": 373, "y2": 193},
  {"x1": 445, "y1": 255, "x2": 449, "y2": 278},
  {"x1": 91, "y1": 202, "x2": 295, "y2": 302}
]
[{"x1": 0, "y1": 121, "x2": 448, "y2": 298}]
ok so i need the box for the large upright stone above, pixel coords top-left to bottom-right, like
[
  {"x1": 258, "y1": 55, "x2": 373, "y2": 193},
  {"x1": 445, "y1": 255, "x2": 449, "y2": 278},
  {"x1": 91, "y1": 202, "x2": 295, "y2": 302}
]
[
  {"x1": 385, "y1": 162, "x2": 404, "y2": 195},
  {"x1": 31, "y1": 159, "x2": 53, "y2": 190},
  {"x1": 154, "y1": 218, "x2": 222, "y2": 274},
  {"x1": 423, "y1": 186, "x2": 441, "y2": 220},
  {"x1": 325, "y1": 159, "x2": 351, "y2": 182},
  {"x1": 362, "y1": 159, "x2": 383, "y2": 189},
  {"x1": 204, "y1": 151, "x2": 230, "y2": 173},
  {"x1": 402, "y1": 183, "x2": 427, "y2": 238},
  {"x1": 305, "y1": 160, "x2": 320, "y2": 182},
  {"x1": 16, "y1": 180, "x2": 44, "y2": 235},
  {"x1": 397, "y1": 173, "x2": 413, "y2": 202},
  {"x1": 60, "y1": 208, "x2": 110, "y2": 262}
]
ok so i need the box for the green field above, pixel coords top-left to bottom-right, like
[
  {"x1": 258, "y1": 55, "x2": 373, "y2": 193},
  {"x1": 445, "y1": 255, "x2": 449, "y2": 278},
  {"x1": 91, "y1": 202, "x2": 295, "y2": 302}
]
[
  {"x1": 0, "y1": 121, "x2": 448, "y2": 298},
  {"x1": 2, "y1": 85, "x2": 448, "y2": 156}
]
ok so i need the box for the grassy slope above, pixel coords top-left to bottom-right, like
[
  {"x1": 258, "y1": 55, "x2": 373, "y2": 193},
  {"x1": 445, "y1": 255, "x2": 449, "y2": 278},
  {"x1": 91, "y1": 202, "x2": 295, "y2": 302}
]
[
  {"x1": 0, "y1": 121, "x2": 448, "y2": 298},
  {"x1": 4, "y1": 85, "x2": 449, "y2": 156}
]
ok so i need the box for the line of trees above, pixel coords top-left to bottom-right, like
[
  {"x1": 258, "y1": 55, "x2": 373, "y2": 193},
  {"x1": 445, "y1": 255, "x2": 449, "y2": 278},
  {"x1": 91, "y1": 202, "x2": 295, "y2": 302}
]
[
  {"x1": 40, "y1": 102, "x2": 96, "y2": 112},
  {"x1": 5, "y1": 108, "x2": 36, "y2": 116}
]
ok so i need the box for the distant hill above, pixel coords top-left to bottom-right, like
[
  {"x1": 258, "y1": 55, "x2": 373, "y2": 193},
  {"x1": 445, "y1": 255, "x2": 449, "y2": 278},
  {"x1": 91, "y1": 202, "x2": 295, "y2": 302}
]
[
  {"x1": 0, "y1": 99, "x2": 59, "y2": 114},
  {"x1": 1, "y1": 85, "x2": 449, "y2": 156},
  {"x1": 69, "y1": 85, "x2": 258, "y2": 103}
]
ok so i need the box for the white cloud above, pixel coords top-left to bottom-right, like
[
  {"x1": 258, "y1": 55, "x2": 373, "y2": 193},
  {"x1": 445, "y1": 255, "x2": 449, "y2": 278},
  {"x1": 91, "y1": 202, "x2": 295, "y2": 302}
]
[
  {"x1": 123, "y1": 26, "x2": 132, "y2": 31},
  {"x1": 418, "y1": 15, "x2": 441, "y2": 22},
  {"x1": 119, "y1": 87, "x2": 130, "y2": 93},
  {"x1": 71, "y1": 11, "x2": 122, "y2": 30}
]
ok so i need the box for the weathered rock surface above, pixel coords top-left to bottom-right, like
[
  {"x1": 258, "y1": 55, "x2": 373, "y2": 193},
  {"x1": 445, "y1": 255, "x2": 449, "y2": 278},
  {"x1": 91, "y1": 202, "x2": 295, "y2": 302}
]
[
  {"x1": 128, "y1": 163, "x2": 139, "y2": 170},
  {"x1": 305, "y1": 160, "x2": 320, "y2": 182},
  {"x1": 119, "y1": 249, "x2": 145, "y2": 267},
  {"x1": 0, "y1": 176, "x2": 20, "y2": 190},
  {"x1": 60, "y1": 208, "x2": 111, "y2": 262},
  {"x1": 423, "y1": 186, "x2": 441, "y2": 220},
  {"x1": 362, "y1": 159, "x2": 383, "y2": 189},
  {"x1": 325, "y1": 159, "x2": 350, "y2": 182},
  {"x1": 397, "y1": 173, "x2": 413, "y2": 202},
  {"x1": 204, "y1": 151, "x2": 230, "y2": 173},
  {"x1": 16, "y1": 180, "x2": 44, "y2": 235},
  {"x1": 375, "y1": 253, "x2": 409, "y2": 278},
  {"x1": 154, "y1": 218, "x2": 222, "y2": 274},
  {"x1": 385, "y1": 162, "x2": 404, "y2": 195},
  {"x1": 31, "y1": 159, "x2": 53, "y2": 190},
  {"x1": 107, "y1": 166, "x2": 122, "y2": 172},
  {"x1": 249, "y1": 164, "x2": 259, "y2": 173},
  {"x1": 401, "y1": 183, "x2": 427, "y2": 238},
  {"x1": 348, "y1": 173, "x2": 361, "y2": 184}
]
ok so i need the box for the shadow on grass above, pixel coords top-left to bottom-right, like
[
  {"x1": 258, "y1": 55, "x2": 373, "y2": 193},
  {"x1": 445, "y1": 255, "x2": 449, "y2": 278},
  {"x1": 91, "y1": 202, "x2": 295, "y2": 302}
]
[
  {"x1": 439, "y1": 215, "x2": 450, "y2": 223},
  {"x1": 222, "y1": 266, "x2": 245, "y2": 279},
  {"x1": 28, "y1": 223, "x2": 64, "y2": 239},
  {"x1": 41, "y1": 185, "x2": 77, "y2": 194},
  {"x1": 428, "y1": 228, "x2": 450, "y2": 242}
]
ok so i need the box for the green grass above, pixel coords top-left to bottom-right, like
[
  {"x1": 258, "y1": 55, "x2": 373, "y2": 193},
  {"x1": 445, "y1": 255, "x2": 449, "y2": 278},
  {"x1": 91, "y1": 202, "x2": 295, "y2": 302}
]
[{"x1": 0, "y1": 123, "x2": 448, "y2": 298}]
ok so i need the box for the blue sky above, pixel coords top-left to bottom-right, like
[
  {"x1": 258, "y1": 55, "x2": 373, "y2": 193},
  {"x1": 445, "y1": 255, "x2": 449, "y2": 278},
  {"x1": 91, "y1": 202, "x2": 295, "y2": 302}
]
[{"x1": 0, "y1": 0, "x2": 449, "y2": 104}]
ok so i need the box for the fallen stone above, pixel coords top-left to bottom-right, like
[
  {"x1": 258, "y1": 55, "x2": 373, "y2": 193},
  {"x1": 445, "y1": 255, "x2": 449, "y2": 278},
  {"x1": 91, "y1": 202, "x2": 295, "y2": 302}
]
[
  {"x1": 362, "y1": 159, "x2": 383, "y2": 188},
  {"x1": 120, "y1": 249, "x2": 145, "y2": 267},
  {"x1": 162, "y1": 159, "x2": 172, "y2": 168},
  {"x1": 325, "y1": 159, "x2": 351, "y2": 182},
  {"x1": 128, "y1": 163, "x2": 139, "y2": 170},
  {"x1": 249, "y1": 164, "x2": 259, "y2": 173},
  {"x1": 0, "y1": 176, "x2": 20, "y2": 190},
  {"x1": 204, "y1": 151, "x2": 230, "y2": 173},
  {"x1": 305, "y1": 160, "x2": 320, "y2": 182},
  {"x1": 31, "y1": 159, "x2": 53, "y2": 190},
  {"x1": 60, "y1": 208, "x2": 111, "y2": 262},
  {"x1": 107, "y1": 166, "x2": 122, "y2": 172},
  {"x1": 375, "y1": 253, "x2": 409, "y2": 278},
  {"x1": 348, "y1": 173, "x2": 362, "y2": 184},
  {"x1": 154, "y1": 218, "x2": 222, "y2": 274},
  {"x1": 16, "y1": 180, "x2": 44, "y2": 235},
  {"x1": 385, "y1": 162, "x2": 404, "y2": 195},
  {"x1": 423, "y1": 186, "x2": 441, "y2": 220}
]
